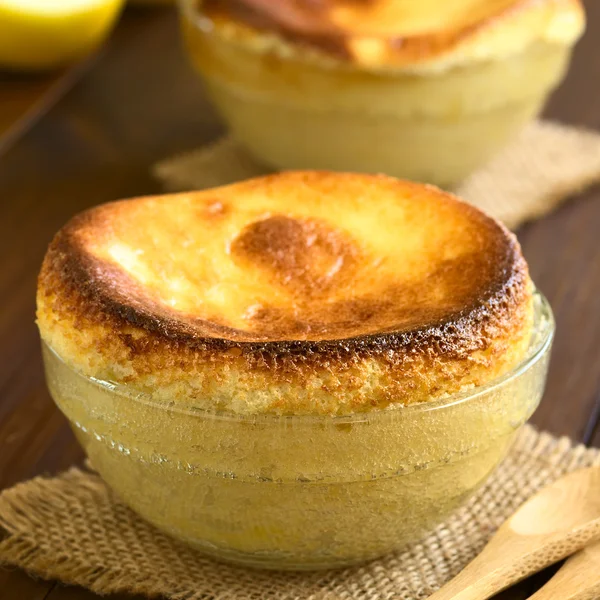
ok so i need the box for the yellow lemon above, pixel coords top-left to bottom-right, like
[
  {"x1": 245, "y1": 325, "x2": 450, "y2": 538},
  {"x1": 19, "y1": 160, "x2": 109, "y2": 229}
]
[{"x1": 0, "y1": 0, "x2": 125, "y2": 71}]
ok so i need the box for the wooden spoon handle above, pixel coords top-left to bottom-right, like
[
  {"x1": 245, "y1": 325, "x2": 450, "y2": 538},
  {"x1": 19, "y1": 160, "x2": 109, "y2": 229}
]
[
  {"x1": 526, "y1": 540, "x2": 600, "y2": 600},
  {"x1": 428, "y1": 467, "x2": 600, "y2": 600},
  {"x1": 427, "y1": 526, "x2": 600, "y2": 600}
]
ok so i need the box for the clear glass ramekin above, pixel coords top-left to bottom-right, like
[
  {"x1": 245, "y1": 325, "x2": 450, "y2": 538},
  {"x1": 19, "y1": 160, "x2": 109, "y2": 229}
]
[
  {"x1": 42, "y1": 291, "x2": 554, "y2": 570},
  {"x1": 177, "y1": 0, "x2": 580, "y2": 187}
]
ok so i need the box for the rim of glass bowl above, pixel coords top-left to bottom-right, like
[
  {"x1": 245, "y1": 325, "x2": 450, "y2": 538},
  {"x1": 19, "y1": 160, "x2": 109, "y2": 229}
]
[{"x1": 44, "y1": 290, "x2": 554, "y2": 424}]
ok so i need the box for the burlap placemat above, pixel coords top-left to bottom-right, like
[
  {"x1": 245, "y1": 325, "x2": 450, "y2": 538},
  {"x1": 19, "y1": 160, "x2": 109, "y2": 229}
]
[
  {"x1": 154, "y1": 121, "x2": 600, "y2": 229},
  {"x1": 1, "y1": 425, "x2": 600, "y2": 599}
]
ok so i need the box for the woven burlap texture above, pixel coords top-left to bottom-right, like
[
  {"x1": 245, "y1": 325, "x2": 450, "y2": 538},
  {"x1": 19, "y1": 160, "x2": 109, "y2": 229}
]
[
  {"x1": 154, "y1": 121, "x2": 600, "y2": 229},
  {"x1": 1, "y1": 426, "x2": 600, "y2": 600}
]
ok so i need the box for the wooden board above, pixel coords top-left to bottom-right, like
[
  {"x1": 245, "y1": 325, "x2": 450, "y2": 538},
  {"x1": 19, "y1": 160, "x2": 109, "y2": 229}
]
[{"x1": 0, "y1": 2, "x2": 599, "y2": 598}]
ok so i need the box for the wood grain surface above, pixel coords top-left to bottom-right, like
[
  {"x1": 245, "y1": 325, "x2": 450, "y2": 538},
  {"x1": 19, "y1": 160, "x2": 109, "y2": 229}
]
[
  {"x1": 0, "y1": 2, "x2": 599, "y2": 599},
  {"x1": 0, "y1": 61, "x2": 93, "y2": 158}
]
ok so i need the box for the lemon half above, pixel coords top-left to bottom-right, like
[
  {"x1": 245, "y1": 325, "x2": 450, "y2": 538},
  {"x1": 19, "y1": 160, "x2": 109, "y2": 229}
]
[{"x1": 0, "y1": 0, "x2": 125, "y2": 70}]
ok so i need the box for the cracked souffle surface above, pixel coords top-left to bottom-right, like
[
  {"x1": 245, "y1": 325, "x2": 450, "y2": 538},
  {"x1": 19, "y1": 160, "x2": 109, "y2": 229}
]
[{"x1": 37, "y1": 171, "x2": 533, "y2": 415}]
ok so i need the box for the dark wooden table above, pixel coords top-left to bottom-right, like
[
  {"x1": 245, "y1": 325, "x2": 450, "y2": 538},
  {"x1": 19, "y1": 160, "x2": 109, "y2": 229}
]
[{"x1": 1, "y1": 4, "x2": 599, "y2": 599}]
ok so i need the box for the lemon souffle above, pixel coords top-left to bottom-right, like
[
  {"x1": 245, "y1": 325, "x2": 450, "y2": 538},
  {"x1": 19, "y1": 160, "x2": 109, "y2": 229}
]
[
  {"x1": 181, "y1": 0, "x2": 585, "y2": 185},
  {"x1": 37, "y1": 172, "x2": 553, "y2": 569}
]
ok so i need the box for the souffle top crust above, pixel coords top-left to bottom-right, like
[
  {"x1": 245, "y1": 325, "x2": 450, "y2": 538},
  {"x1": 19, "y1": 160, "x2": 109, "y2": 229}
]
[
  {"x1": 199, "y1": 0, "x2": 585, "y2": 70},
  {"x1": 38, "y1": 171, "x2": 533, "y2": 415}
]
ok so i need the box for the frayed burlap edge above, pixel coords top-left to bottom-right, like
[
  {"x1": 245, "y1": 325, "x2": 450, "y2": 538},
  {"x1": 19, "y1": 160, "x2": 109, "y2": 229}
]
[
  {"x1": 1, "y1": 425, "x2": 600, "y2": 600},
  {"x1": 154, "y1": 121, "x2": 600, "y2": 230}
]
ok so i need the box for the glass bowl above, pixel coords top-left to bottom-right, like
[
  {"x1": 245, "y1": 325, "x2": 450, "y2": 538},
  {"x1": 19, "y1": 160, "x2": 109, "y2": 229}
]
[
  {"x1": 177, "y1": 0, "x2": 581, "y2": 187},
  {"x1": 42, "y1": 291, "x2": 554, "y2": 570}
]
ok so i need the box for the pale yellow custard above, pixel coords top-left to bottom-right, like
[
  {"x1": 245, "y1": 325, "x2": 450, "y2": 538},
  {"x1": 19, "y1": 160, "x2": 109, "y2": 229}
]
[{"x1": 43, "y1": 295, "x2": 551, "y2": 569}]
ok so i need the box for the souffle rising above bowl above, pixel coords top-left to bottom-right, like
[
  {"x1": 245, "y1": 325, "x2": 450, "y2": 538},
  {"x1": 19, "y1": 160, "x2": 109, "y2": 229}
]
[
  {"x1": 37, "y1": 172, "x2": 554, "y2": 569},
  {"x1": 179, "y1": 0, "x2": 585, "y2": 186}
]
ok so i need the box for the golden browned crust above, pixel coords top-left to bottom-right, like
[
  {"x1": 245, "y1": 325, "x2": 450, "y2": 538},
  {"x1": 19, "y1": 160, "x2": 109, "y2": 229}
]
[
  {"x1": 37, "y1": 171, "x2": 533, "y2": 415},
  {"x1": 198, "y1": 0, "x2": 584, "y2": 69}
]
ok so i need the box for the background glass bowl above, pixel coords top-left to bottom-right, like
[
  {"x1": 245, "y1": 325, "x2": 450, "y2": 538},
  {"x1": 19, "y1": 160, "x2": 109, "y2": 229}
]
[
  {"x1": 178, "y1": 0, "x2": 579, "y2": 187},
  {"x1": 42, "y1": 291, "x2": 554, "y2": 570}
]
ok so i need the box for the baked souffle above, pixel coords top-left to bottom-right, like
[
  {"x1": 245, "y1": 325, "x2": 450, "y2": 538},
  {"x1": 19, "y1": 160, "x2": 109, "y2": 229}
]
[
  {"x1": 37, "y1": 172, "x2": 533, "y2": 415},
  {"x1": 181, "y1": 0, "x2": 584, "y2": 185},
  {"x1": 201, "y1": 0, "x2": 584, "y2": 71}
]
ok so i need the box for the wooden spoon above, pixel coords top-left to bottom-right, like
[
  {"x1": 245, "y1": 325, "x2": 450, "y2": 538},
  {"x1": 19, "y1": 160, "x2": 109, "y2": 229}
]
[
  {"x1": 527, "y1": 539, "x2": 600, "y2": 600},
  {"x1": 428, "y1": 467, "x2": 600, "y2": 600}
]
